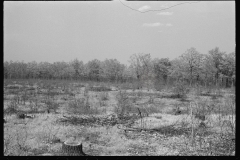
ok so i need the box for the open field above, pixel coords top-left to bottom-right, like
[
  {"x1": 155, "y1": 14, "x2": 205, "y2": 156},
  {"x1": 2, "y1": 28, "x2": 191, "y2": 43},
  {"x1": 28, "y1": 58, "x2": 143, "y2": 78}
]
[
  {"x1": 4, "y1": 1, "x2": 235, "y2": 156},
  {"x1": 4, "y1": 79, "x2": 235, "y2": 156}
]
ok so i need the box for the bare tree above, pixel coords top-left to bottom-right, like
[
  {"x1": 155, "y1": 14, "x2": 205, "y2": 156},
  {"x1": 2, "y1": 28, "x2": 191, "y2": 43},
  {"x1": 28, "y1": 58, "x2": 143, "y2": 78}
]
[
  {"x1": 129, "y1": 53, "x2": 153, "y2": 88},
  {"x1": 102, "y1": 59, "x2": 125, "y2": 82},
  {"x1": 220, "y1": 52, "x2": 235, "y2": 87},
  {"x1": 177, "y1": 48, "x2": 203, "y2": 87},
  {"x1": 208, "y1": 47, "x2": 225, "y2": 86},
  {"x1": 153, "y1": 58, "x2": 171, "y2": 84},
  {"x1": 86, "y1": 59, "x2": 103, "y2": 81},
  {"x1": 70, "y1": 59, "x2": 84, "y2": 80},
  {"x1": 199, "y1": 54, "x2": 216, "y2": 87},
  {"x1": 3, "y1": 47, "x2": 234, "y2": 88},
  {"x1": 26, "y1": 61, "x2": 38, "y2": 79}
]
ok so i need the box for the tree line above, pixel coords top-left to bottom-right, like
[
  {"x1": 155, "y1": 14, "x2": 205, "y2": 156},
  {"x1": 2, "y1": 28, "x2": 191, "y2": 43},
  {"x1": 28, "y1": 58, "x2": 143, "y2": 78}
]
[{"x1": 4, "y1": 47, "x2": 235, "y2": 88}]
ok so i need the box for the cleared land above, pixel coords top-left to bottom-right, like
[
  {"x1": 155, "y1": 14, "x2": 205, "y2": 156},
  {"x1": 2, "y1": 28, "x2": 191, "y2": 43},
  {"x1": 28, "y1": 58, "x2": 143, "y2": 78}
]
[{"x1": 4, "y1": 79, "x2": 235, "y2": 156}]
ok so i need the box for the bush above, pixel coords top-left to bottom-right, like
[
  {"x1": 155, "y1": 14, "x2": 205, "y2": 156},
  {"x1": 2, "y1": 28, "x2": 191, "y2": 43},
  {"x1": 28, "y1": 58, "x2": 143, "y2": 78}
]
[
  {"x1": 115, "y1": 90, "x2": 133, "y2": 117},
  {"x1": 153, "y1": 80, "x2": 165, "y2": 91},
  {"x1": 99, "y1": 92, "x2": 109, "y2": 101},
  {"x1": 5, "y1": 100, "x2": 18, "y2": 114},
  {"x1": 172, "y1": 80, "x2": 190, "y2": 99},
  {"x1": 132, "y1": 81, "x2": 143, "y2": 90},
  {"x1": 84, "y1": 86, "x2": 89, "y2": 96},
  {"x1": 67, "y1": 97, "x2": 99, "y2": 115},
  {"x1": 21, "y1": 91, "x2": 29, "y2": 105},
  {"x1": 45, "y1": 99, "x2": 60, "y2": 113}
]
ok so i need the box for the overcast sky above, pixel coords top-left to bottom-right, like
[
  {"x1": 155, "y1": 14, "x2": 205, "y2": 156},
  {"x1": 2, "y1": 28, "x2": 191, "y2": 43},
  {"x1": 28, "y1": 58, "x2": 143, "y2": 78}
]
[{"x1": 4, "y1": 1, "x2": 235, "y2": 65}]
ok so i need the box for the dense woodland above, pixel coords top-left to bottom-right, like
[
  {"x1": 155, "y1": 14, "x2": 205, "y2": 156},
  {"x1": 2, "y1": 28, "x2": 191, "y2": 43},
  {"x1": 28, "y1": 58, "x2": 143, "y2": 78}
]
[{"x1": 4, "y1": 47, "x2": 235, "y2": 88}]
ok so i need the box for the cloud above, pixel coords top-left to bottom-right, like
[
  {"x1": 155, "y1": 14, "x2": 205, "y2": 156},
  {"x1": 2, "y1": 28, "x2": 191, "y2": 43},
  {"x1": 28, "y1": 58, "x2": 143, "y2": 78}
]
[
  {"x1": 143, "y1": 23, "x2": 163, "y2": 27},
  {"x1": 160, "y1": 3, "x2": 169, "y2": 8},
  {"x1": 157, "y1": 12, "x2": 173, "y2": 16},
  {"x1": 160, "y1": 2, "x2": 175, "y2": 8},
  {"x1": 142, "y1": 22, "x2": 173, "y2": 27},
  {"x1": 138, "y1": 5, "x2": 151, "y2": 12},
  {"x1": 166, "y1": 23, "x2": 173, "y2": 27}
]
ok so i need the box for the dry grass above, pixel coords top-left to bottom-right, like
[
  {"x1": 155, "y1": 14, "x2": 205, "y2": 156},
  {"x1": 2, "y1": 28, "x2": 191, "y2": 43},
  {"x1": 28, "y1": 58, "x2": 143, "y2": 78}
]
[{"x1": 4, "y1": 79, "x2": 235, "y2": 156}]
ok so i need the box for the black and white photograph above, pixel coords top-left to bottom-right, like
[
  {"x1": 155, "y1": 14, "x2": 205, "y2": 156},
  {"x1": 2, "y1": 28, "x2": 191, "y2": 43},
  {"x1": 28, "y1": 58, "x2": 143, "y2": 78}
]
[{"x1": 4, "y1": 1, "x2": 235, "y2": 156}]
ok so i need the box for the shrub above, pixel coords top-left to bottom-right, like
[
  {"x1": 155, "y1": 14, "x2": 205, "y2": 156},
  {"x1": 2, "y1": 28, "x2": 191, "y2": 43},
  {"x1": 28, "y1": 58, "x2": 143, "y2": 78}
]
[
  {"x1": 99, "y1": 100, "x2": 107, "y2": 107},
  {"x1": 132, "y1": 81, "x2": 143, "y2": 90},
  {"x1": 153, "y1": 80, "x2": 165, "y2": 91},
  {"x1": 68, "y1": 98, "x2": 87, "y2": 112},
  {"x1": 131, "y1": 95, "x2": 138, "y2": 103},
  {"x1": 99, "y1": 92, "x2": 109, "y2": 101},
  {"x1": 21, "y1": 91, "x2": 29, "y2": 105},
  {"x1": 115, "y1": 90, "x2": 133, "y2": 117},
  {"x1": 148, "y1": 95, "x2": 154, "y2": 104},
  {"x1": 12, "y1": 94, "x2": 21, "y2": 104},
  {"x1": 84, "y1": 86, "x2": 89, "y2": 97},
  {"x1": 45, "y1": 99, "x2": 60, "y2": 113},
  {"x1": 67, "y1": 97, "x2": 99, "y2": 115},
  {"x1": 172, "y1": 80, "x2": 190, "y2": 99},
  {"x1": 136, "y1": 90, "x2": 143, "y2": 98},
  {"x1": 29, "y1": 102, "x2": 39, "y2": 113},
  {"x1": 5, "y1": 99, "x2": 18, "y2": 114},
  {"x1": 194, "y1": 85, "x2": 204, "y2": 96}
]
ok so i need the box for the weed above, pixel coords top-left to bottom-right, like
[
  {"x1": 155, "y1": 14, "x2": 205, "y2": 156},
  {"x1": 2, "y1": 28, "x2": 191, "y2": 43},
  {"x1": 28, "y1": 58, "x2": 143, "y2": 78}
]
[
  {"x1": 99, "y1": 92, "x2": 109, "y2": 101},
  {"x1": 21, "y1": 91, "x2": 29, "y2": 105},
  {"x1": 45, "y1": 99, "x2": 60, "y2": 113},
  {"x1": 89, "y1": 86, "x2": 111, "y2": 92},
  {"x1": 136, "y1": 90, "x2": 143, "y2": 98},
  {"x1": 5, "y1": 99, "x2": 18, "y2": 114},
  {"x1": 114, "y1": 90, "x2": 141, "y2": 118},
  {"x1": 29, "y1": 100, "x2": 39, "y2": 113},
  {"x1": 67, "y1": 97, "x2": 99, "y2": 115},
  {"x1": 148, "y1": 95, "x2": 154, "y2": 104},
  {"x1": 99, "y1": 100, "x2": 107, "y2": 107},
  {"x1": 131, "y1": 95, "x2": 138, "y2": 103},
  {"x1": 84, "y1": 86, "x2": 89, "y2": 97}
]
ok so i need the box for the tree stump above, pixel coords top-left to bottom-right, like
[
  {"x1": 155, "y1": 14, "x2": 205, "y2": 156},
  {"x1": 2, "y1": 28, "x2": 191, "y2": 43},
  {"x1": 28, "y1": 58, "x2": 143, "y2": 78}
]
[{"x1": 62, "y1": 140, "x2": 87, "y2": 156}]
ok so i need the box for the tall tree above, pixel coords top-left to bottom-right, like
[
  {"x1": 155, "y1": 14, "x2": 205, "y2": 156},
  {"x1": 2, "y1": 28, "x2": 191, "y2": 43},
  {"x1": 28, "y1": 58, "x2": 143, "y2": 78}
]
[
  {"x1": 26, "y1": 61, "x2": 38, "y2": 79},
  {"x1": 129, "y1": 53, "x2": 152, "y2": 81},
  {"x1": 70, "y1": 59, "x2": 84, "y2": 80},
  {"x1": 179, "y1": 48, "x2": 203, "y2": 86},
  {"x1": 4, "y1": 61, "x2": 10, "y2": 79},
  {"x1": 153, "y1": 58, "x2": 171, "y2": 84},
  {"x1": 199, "y1": 54, "x2": 216, "y2": 87},
  {"x1": 86, "y1": 59, "x2": 102, "y2": 81},
  {"x1": 102, "y1": 59, "x2": 125, "y2": 82},
  {"x1": 220, "y1": 52, "x2": 235, "y2": 87},
  {"x1": 208, "y1": 47, "x2": 225, "y2": 86},
  {"x1": 169, "y1": 58, "x2": 187, "y2": 82}
]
